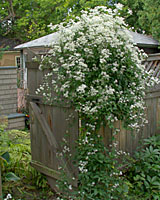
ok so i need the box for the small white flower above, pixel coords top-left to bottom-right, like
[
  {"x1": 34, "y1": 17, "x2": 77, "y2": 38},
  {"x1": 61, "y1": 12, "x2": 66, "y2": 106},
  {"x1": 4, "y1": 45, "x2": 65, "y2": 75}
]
[
  {"x1": 115, "y1": 3, "x2": 123, "y2": 10},
  {"x1": 128, "y1": 9, "x2": 132, "y2": 15},
  {"x1": 4, "y1": 194, "x2": 12, "y2": 200},
  {"x1": 69, "y1": 185, "x2": 72, "y2": 190}
]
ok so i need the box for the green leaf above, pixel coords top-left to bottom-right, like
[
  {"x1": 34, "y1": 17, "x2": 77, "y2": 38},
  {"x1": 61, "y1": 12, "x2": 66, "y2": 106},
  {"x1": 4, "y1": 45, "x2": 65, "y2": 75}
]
[
  {"x1": 1, "y1": 152, "x2": 10, "y2": 163},
  {"x1": 147, "y1": 175, "x2": 151, "y2": 183},
  {"x1": 5, "y1": 172, "x2": 20, "y2": 182},
  {"x1": 144, "y1": 180, "x2": 150, "y2": 188},
  {"x1": 151, "y1": 176, "x2": 157, "y2": 183},
  {"x1": 152, "y1": 181, "x2": 160, "y2": 186}
]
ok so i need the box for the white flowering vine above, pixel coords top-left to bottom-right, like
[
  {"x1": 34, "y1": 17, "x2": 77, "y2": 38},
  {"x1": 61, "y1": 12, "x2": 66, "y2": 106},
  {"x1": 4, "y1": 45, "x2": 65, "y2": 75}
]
[
  {"x1": 37, "y1": 6, "x2": 159, "y2": 133},
  {"x1": 36, "y1": 6, "x2": 159, "y2": 199}
]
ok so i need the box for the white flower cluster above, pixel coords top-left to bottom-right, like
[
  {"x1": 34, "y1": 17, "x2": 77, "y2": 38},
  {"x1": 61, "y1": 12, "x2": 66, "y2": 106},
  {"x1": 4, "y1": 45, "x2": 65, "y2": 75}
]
[
  {"x1": 37, "y1": 6, "x2": 159, "y2": 131},
  {"x1": 4, "y1": 194, "x2": 12, "y2": 200},
  {"x1": 4, "y1": 194, "x2": 22, "y2": 200},
  {"x1": 79, "y1": 160, "x2": 88, "y2": 173}
]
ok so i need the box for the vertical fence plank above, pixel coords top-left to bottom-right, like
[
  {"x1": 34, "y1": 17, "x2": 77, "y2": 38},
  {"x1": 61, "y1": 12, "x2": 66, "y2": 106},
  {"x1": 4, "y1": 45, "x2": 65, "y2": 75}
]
[{"x1": 156, "y1": 98, "x2": 160, "y2": 134}]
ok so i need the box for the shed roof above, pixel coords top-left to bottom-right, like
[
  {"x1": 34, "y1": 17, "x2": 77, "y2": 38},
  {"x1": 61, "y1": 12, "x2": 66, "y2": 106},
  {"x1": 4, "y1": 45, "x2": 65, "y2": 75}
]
[
  {"x1": 15, "y1": 31, "x2": 159, "y2": 50},
  {"x1": 130, "y1": 32, "x2": 159, "y2": 47}
]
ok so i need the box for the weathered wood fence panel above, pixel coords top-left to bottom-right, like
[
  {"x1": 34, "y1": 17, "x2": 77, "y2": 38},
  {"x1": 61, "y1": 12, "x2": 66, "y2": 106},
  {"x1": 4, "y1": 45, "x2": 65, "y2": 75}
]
[
  {"x1": 29, "y1": 102, "x2": 78, "y2": 190},
  {"x1": 99, "y1": 90, "x2": 160, "y2": 153},
  {"x1": 0, "y1": 66, "x2": 25, "y2": 130},
  {"x1": 27, "y1": 61, "x2": 78, "y2": 190},
  {"x1": 0, "y1": 66, "x2": 17, "y2": 115},
  {"x1": 26, "y1": 53, "x2": 160, "y2": 190}
]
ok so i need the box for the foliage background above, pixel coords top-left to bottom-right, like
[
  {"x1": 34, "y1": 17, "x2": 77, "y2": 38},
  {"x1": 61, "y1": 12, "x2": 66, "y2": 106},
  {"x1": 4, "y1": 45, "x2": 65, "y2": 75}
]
[{"x1": 0, "y1": 0, "x2": 159, "y2": 42}]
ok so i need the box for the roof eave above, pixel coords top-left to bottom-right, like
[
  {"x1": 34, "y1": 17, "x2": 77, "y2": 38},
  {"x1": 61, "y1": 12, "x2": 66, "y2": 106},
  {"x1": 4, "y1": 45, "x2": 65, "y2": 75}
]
[
  {"x1": 15, "y1": 43, "x2": 159, "y2": 50},
  {"x1": 137, "y1": 43, "x2": 159, "y2": 48},
  {"x1": 14, "y1": 45, "x2": 48, "y2": 50}
]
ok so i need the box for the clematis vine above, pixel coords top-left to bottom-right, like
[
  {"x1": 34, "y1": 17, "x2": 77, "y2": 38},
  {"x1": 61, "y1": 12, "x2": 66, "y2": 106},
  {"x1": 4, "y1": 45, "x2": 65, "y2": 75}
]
[{"x1": 36, "y1": 6, "x2": 159, "y2": 133}]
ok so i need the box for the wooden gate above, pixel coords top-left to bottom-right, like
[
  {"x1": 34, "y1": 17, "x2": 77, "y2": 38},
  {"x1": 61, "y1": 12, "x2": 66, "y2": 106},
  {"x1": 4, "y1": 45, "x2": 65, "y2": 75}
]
[{"x1": 27, "y1": 62, "x2": 78, "y2": 191}]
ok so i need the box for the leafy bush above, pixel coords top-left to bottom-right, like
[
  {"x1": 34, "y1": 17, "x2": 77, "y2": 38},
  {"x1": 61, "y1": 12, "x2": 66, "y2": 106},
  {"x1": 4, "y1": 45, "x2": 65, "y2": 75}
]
[
  {"x1": 57, "y1": 133, "x2": 132, "y2": 200},
  {"x1": 1, "y1": 129, "x2": 48, "y2": 188},
  {"x1": 0, "y1": 128, "x2": 51, "y2": 200},
  {"x1": 126, "y1": 134, "x2": 160, "y2": 199},
  {"x1": 75, "y1": 133, "x2": 130, "y2": 200},
  {"x1": 0, "y1": 118, "x2": 20, "y2": 183}
]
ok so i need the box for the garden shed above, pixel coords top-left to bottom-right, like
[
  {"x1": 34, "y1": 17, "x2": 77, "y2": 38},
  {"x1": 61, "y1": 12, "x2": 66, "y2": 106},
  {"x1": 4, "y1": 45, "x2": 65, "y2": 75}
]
[
  {"x1": 0, "y1": 37, "x2": 21, "y2": 67},
  {"x1": 14, "y1": 29, "x2": 160, "y2": 191},
  {"x1": 0, "y1": 37, "x2": 26, "y2": 129}
]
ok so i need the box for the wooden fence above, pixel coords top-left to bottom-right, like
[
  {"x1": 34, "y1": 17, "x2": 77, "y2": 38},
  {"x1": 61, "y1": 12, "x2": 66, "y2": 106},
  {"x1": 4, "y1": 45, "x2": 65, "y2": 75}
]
[
  {"x1": 26, "y1": 53, "x2": 160, "y2": 191},
  {"x1": 0, "y1": 66, "x2": 25, "y2": 129},
  {"x1": 0, "y1": 66, "x2": 17, "y2": 115}
]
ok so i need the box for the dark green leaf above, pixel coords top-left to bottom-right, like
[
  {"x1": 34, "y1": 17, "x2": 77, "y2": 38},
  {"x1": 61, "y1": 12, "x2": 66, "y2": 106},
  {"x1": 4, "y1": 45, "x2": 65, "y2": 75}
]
[
  {"x1": 1, "y1": 152, "x2": 10, "y2": 163},
  {"x1": 5, "y1": 172, "x2": 20, "y2": 182}
]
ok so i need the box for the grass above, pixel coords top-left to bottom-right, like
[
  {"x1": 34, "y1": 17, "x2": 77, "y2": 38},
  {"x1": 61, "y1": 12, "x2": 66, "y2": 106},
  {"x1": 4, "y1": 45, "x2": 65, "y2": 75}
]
[{"x1": 1, "y1": 129, "x2": 57, "y2": 200}]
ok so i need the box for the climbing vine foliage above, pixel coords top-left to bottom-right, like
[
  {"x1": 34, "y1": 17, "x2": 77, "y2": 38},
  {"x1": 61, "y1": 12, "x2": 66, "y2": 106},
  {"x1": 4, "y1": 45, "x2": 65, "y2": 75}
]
[
  {"x1": 36, "y1": 6, "x2": 159, "y2": 199},
  {"x1": 37, "y1": 6, "x2": 159, "y2": 133}
]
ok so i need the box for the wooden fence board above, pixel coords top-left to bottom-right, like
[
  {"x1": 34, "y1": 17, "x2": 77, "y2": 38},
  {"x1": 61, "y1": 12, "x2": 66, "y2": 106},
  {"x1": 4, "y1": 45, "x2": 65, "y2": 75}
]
[
  {"x1": 156, "y1": 70, "x2": 160, "y2": 78},
  {"x1": 156, "y1": 98, "x2": 160, "y2": 134},
  {"x1": 0, "y1": 103, "x2": 17, "y2": 109},
  {"x1": 27, "y1": 68, "x2": 37, "y2": 95},
  {"x1": 30, "y1": 107, "x2": 39, "y2": 162},
  {"x1": 9, "y1": 117, "x2": 25, "y2": 124},
  {"x1": 0, "y1": 90, "x2": 17, "y2": 96},
  {"x1": 30, "y1": 102, "x2": 78, "y2": 187},
  {"x1": 0, "y1": 109, "x2": 17, "y2": 115},
  {"x1": 147, "y1": 54, "x2": 160, "y2": 61},
  {"x1": 0, "y1": 70, "x2": 17, "y2": 75},
  {"x1": 8, "y1": 121, "x2": 25, "y2": 129},
  {"x1": 0, "y1": 78, "x2": 17, "y2": 85},
  {"x1": 153, "y1": 62, "x2": 160, "y2": 77},
  {"x1": 0, "y1": 94, "x2": 17, "y2": 100},
  {"x1": 0, "y1": 85, "x2": 17, "y2": 91},
  {"x1": 30, "y1": 160, "x2": 61, "y2": 181},
  {"x1": 0, "y1": 74, "x2": 17, "y2": 80},
  {"x1": 146, "y1": 61, "x2": 153, "y2": 71}
]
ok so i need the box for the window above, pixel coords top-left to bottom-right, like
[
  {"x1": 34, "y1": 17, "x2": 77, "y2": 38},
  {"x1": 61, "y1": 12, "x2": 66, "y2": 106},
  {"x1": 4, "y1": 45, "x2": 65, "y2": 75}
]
[{"x1": 15, "y1": 56, "x2": 21, "y2": 68}]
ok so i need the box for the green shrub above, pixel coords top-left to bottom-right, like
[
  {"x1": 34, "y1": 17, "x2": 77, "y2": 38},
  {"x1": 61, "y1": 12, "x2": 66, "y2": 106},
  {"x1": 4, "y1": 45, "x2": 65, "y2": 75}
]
[
  {"x1": 57, "y1": 133, "x2": 131, "y2": 200},
  {"x1": 75, "y1": 133, "x2": 130, "y2": 200},
  {"x1": 0, "y1": 128, "x2": 50, "y2": 200},
  {"x1": 126, "y1": 134, "x2": 160, "y2": 199}
]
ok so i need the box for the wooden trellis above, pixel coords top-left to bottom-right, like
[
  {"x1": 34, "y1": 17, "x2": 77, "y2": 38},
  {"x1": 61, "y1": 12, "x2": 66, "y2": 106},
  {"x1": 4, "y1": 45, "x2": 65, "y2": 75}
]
[{"x1": 144, "y1": 53, "x2": 160, "y2": 77}]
